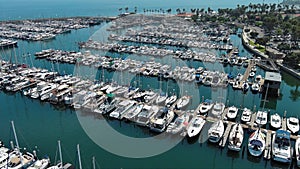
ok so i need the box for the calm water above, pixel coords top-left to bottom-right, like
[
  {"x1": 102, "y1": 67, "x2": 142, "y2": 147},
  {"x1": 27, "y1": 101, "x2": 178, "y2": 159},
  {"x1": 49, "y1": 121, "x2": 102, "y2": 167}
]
[
  {"x1": 1, "y1": 0, "x2": 300, "y2": 168},
  {"x1": 0, "y1": 0, "x2": 280, "y2": 21}
]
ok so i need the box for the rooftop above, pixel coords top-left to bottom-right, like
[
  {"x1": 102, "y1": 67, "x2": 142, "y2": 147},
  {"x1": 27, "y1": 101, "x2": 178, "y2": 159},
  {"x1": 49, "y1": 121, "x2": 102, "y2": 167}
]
[{"x1": 265, "y1": 71, "x2": 282, "y2": 82}]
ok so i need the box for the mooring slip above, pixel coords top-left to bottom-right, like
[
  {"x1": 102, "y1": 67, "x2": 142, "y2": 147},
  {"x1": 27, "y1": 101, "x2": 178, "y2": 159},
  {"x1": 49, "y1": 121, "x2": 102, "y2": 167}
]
[
  {"x1": 219, "y1": 122, "x2": 233, "y2": 147},
  {"x1": 263, "y1": 130, "x2": 273, "y2": 160}
]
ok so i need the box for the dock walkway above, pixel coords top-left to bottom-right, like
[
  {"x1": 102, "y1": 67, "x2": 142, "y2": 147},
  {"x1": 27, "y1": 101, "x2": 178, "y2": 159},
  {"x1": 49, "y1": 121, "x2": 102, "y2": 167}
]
[{"x1": 219, "y1": 122, "x2": 233, "y2": 147}]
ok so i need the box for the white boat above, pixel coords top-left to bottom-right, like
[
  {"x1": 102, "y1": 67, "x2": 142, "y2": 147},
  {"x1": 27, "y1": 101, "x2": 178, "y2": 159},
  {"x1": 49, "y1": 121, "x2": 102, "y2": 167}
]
[
  {"x1": 203, "y1": 75, "x2": 213, "y2": 86},
  {"x1": 150, "y1": 107, "x2": 174, "y2": 132},
  {"x1": 198, "y1": 99, "x2": 213, "y2": 115},
  {"x1": 176, "y1": 96, "x2": 190, "y2": 110},
  {"x1": 6, "y1": 150, "x2": 36, "y2": 169},
  {"x1": 165, "y1": 94, "x2": 177, "y2": 107},
  {"x1": 272, "y1": 129, "x2": 292, "y2": 163},
  {"x1": 0, "y1": 147, "x2": 9, "y2": 168},
  {"x1": 211, "y1": 102, "x2": 225, "y2": 117},
  {"x1": 251, "y1": 82, "x2": 260, "y2": 93},
  {"x1": 227, "y1": 106, "x2": 238, "y2": 120},
  {"x1": 135, "y1": 105, "x2": 159, "y2": 126},
  {"x1": 122, "y1": 103, "x2": 143, "y2": 121},
  {"x1": 166, "y1": 113, "x2": 190, "y2": 134},
  {"x1": 228, "y1": 123, "x2": 244, "y2": 151},
  {"x1": 249, "y1": 71, "x2": 255, "y2": 78},
  {"x1": 295, "y1": 137, "x2": 300, "y2": 167},
  {"x1": 27, "y1": 158, "x2": 50, "y2": 169},
  {"x1": 287, "y1": 117, "x2": 299, "y2": 134},
  {"x1": 255, "y1": 75, "x2": 262, "y2": 82},
  {"x1": 248, "y1": 129, "x2": 266, "y2": 157},
  {"x1": 155, "y1": 92, "x2": 167, "y2": 105},
  {"x1": 109, "y1": 100, "x2": 135, "y2": 119},
  {"x1": 187, "y1": 116, "x2": 206, "y2": 137},
  {"x1": 270, "y1": 113, "x2": 281, "y2": 129},
  {"x1": 255, "y1": 110, "x2": 268, "y2": 126},
  {"x1": 241, "y1": 108, "x2": 252, "y2": 123},
  {"x1": 232, "y1": 81, "x2": 240, "y2": 90},
  {"x1": 208, "y1": 120, "x2": 224, "y2": 143},
  {"x1": 144, "y1": 91, "x2": 157, "y2": 103}
]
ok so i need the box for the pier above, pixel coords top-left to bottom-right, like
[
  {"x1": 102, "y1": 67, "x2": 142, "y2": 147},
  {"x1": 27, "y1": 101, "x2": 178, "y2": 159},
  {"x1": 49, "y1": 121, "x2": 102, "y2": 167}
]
[
  {"x1": 263, "y1": 130, "x2": 272, "y2": 160},
  {"x1": 219, "y1": 122, "x2": 233, "y2": 147}
]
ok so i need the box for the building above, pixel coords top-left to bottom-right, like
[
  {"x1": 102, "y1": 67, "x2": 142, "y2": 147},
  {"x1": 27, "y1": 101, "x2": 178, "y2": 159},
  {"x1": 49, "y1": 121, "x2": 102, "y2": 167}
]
[{"x1": 263, "y1": 71, "x2": 282, "y2": 97}]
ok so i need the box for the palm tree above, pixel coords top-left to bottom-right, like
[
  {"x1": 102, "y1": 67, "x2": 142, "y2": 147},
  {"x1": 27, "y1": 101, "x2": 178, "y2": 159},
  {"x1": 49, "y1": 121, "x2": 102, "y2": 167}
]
[
  {"x1": 125, "y1": 7, "x2": 129, "y2": 13},
  {"x1": 118, "y1": 8, "x2": 122, "y2": 14},
  {"x1": 176, "y1": 8, "x2": 181, "y2": 14}
]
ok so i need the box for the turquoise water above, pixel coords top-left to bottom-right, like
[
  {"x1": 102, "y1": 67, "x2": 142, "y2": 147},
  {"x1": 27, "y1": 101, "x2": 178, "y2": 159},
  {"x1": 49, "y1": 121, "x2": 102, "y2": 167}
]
[
  {"x1": 0, "y1": 0, "x2": 280, "y2": 21},
  {"x1": 1, "y1": 0, "x2": 300, "y2": 168}
]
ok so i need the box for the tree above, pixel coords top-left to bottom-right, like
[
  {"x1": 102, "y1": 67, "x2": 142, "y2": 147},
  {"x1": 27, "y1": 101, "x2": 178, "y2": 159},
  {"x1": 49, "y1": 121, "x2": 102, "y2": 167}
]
[
  {"x1": 176, "y1": 8, "x2": 181, "y2": 14},
  {"x1": 125, "y1": 7, "x2": 129, "y2": 13},
  {"x1": 134, "y1": 6, "x2": 137, "y2": 13}
]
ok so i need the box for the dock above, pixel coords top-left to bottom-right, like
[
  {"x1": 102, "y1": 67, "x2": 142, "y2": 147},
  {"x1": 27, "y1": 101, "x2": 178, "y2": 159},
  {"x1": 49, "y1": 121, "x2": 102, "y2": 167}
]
[
  {"x1": 263, "y1": 130, "x2": 272, "y2": 160},
  {"x1": 219, "y1": 122, "x2": 233, "y2": 147},
  {"x1": 238, "y1": 60, "x2": 255, "y2": 89},
  {"x1": 282, "y1": 111, "x2": 287, "y2": 131}
]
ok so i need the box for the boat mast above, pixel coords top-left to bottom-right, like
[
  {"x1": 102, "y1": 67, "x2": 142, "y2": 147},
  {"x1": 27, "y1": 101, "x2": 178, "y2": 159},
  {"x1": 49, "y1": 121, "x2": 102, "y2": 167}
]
[
  {"x1": 58, "y1": 140, "x2": 63, "y2": 165},
  {"x1": 11, "y1": 121, "x2": 23, "y2": 165},
  {"x1": 92, "y1": 156, "x2": 96, "y2": 169},
  {"x1": 77, "y1": 144, "x2": 82, "y2": 169}
]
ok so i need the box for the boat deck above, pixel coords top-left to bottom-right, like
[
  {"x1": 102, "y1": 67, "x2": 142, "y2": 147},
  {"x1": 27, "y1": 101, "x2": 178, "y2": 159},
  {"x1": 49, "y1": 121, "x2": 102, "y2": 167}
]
[{"x1": 219, "y1": 122, "x2": 233, "y2": 147}]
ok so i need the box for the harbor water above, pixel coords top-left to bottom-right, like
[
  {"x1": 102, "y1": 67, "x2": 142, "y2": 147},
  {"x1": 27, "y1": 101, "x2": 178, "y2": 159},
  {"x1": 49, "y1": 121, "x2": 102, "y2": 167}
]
[{"x1": 1, "y1": 0, "x2": 300, "y2": 168}]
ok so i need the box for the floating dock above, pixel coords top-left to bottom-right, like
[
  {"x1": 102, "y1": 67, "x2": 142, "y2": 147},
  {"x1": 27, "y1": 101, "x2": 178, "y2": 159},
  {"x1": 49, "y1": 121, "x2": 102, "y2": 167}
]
[{"x1": 263, "y1": 130, "x2": 272, "y2": 160}]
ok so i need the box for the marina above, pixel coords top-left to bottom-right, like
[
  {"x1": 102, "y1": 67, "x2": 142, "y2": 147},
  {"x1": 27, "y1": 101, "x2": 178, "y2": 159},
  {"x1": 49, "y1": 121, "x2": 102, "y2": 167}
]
[{"x1": 0, "y1": 1, "x2": 299, "y2": 168}]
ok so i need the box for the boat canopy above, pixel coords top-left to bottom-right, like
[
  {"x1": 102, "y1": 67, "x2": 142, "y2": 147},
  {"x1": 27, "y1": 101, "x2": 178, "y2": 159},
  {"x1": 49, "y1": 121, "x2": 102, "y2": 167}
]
[
  {"x1": 276, "y1": 129, "x2": 290, "y2": 139},
  {"x1": 250, "y1": 140, "x2": 263, "y2": 147}
]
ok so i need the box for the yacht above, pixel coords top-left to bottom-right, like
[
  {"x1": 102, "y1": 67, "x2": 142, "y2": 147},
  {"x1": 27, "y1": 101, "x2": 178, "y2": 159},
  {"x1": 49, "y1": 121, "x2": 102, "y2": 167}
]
[
  {"x1": 228, "y1": 123, "x2": 244, "y2": 151},
  {"x1": 226, "y1": 106, "x2": 238, "y2": 120},
  {"x1": 122, "y1": 103, "x2": 143, "y2": 121},
  {"x1": 150, "y1": 107, "x2": 175, "y2": 132},
  {"x1": 27, "y1": 157, "x2": 50, "y2": 169},
  {"x1": 287, "y1": 117, "x2": 299, "y2": 134},
  {"x1": 187, "y1": 116, "x2": 206, "y2": 137},
  {"x1": 211, "y1": 102, "x2": 225, "y2": 117},
  {"x1": 109, "y1": 100, "x2": 135, "y2": 119},
  {"x1": 255, "y1": 110, "x2": 268, "y2": 126},
  {"x1": 241, "y1": 108, "x2": 252, "y2": 123},
  {"x1": 175, "y1": 96, "x2": 190, "y2": 110},
  {"x1": 6, "y1": 149, "x2": 36, "y2": 169},
  {"x1": 248, "y1": 129, "x2": 266, "y2": 157},
  {"x1": 165, "y1": 94, "x2": 177, "y2": 107},
  {"x1": 208, "y1": 120, "x2": 224, "y2": 143},
  {"x1": 135, "y1": 105, "x2": 159, "y2": 126},
  {"x1": 270, "y1": 113, "x2": 281, "y2": 129},
  {"x1": 242, "y1": 81, "x2": 249, "y2": 92},
  {"x1": 295, "y1": 137, "x2": 300, "y2": 167},
  {"x1": 166, "y1": 113, "x2": 190, "y2": 134},
  {"x1": 155, "y1": 92, "x2": 167, "y2": 105},
  {"x1": 0, "y1": 147, "x2": 9, "y2": 168},
  {"x1": 203, "y1": 75, "x2": 213, "y2": 86},
  {"x1": 272, "y1": 129, "x2": 292, "y2": 163},
  {"x1": 144, "y1": 91, "x2": 157, "y2": 103},
  {"x1": 198, "y1": 99, "x2": 213, "y2": 115}
]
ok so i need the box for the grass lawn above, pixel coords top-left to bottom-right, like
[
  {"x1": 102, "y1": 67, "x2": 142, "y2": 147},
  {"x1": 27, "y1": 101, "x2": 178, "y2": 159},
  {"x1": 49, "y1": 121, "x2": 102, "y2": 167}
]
[{"x1": 249, "y1": 39, "x2": 265, "y2": 53}]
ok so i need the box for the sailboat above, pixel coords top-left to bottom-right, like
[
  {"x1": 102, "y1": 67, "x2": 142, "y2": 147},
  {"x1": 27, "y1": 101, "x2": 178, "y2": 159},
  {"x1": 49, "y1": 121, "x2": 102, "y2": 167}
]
[
  {"x1": 248, "y1": 129, "x2": 266, "y2": 157},
  {"x1": 6, "y1": 121, "x2": 36, "y2": 169},
  {"x1": 187, "y1": 116, "x2": 206, "y2": 137},
  {"x1": 47, "y1": 140, "x2": 71, "y2": 169},
  {"x1": 208, "y1": 120, "x2": 224, "y2": 143},
  {"x1": 295, "y1": 137, "x2": 300, "y2": 167},
  {"x1": 228, "y1": 123, "x2": 244, "y2": 151}
]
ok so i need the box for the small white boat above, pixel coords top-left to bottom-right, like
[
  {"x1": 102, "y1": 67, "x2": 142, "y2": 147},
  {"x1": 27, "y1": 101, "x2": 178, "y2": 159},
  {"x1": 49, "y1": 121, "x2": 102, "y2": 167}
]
[
  {"x1": 187, "y1": 116, "x2": 206, "y2": 137},
  {"x1": 122, "y1": 103, "x2": 143, "y2": 121},
  {"x1": 295, "y1": 137, "x2": 300, "y2": 167},
  {"x1": 211, "y1": 102, "x2": 225, "y2": 117},
  {"x1": 198, "y1": 99, "x2": 213, "y2": 115},
  {"x1": 208, "y1": 120, "x2": 224, "y2": 143},
  {"x1": 251, "y1": 82, "x2": 260, "y2": 93},
  {"x1": 287, "y1": 117, "x2": 299, "y2": 134},
  {"x1": 255, "y1": 75, "x2": 262, "y2": 82},
  {"x1": 272, "y1": 129, "x2": 292, "y2": 163},
  {"x1": 248, "y1": 129, "x2": 266, "y2": 157},
  {"x1": 165, "y1": 94, "x2": 177, "y2": 107},
  {"x1": 255, "y1": 110, "x2": 268, "y2": 126},
  {"x1": 203, "y1": 75, "x2": 213, "y2": 86},
  {"x1": 228, "y1": 123, "x2": 244, "y2": 151},
  {"x1": 232, "y1": 81, "x2": 240, "y2": 90},
  {"x1": 227, "y1": 106, "x2": 238, "y2": 120},
  {"x1": 167, "y1": 113, "x2": 190, "y2": 134},
  {"x1": 270, "y1": 113, "x2": 281, "y2": 129},
  {"x1": 176, "y1": 96, "x2": 190, "y2": 110},
  {"x1": 241, "y1": 108, "x2": 252, "y2": 123},
  {"x1": 156, "y1": 92, "x2": 167, "y2": 105},
  {"x1": 249, "y1": 71, "x2": 255, "y2": 78}
]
